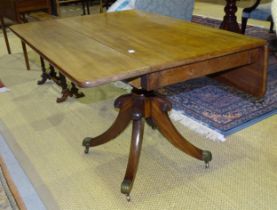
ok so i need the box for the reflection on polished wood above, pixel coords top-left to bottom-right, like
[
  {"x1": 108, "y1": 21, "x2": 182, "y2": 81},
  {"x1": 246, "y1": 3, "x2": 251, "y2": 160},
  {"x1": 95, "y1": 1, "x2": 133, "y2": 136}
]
[{"x1": 10, "y1": 10, "x2": 268, "y2": 199}]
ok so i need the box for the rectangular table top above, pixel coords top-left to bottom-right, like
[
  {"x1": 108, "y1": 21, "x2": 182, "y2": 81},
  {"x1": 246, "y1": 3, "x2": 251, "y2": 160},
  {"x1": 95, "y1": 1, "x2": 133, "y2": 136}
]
[{"x1": 10, "y1": 10, "x2": 267, "y2": 88}]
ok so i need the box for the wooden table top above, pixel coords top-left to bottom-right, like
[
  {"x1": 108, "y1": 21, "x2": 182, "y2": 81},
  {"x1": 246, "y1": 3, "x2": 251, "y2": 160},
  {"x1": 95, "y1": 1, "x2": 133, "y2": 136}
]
[{"x1": 10, "y1": 10, "x2": 266, "y2": 88}]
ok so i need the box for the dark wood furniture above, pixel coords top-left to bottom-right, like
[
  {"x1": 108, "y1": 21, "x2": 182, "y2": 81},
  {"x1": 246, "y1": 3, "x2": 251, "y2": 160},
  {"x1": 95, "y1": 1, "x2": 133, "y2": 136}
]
[
  {"x1": 0, "y1": 0, "x2": 52, "y2": 70},
  {"x1": 102, "y1": 0, "x2": 116, "y2": 10},
  {"x1": 10, "y1": 10, "x2": 268, "y2": 200},
  {"x1": 241, "y1": 0, "x2": 274, "y2": 34},
  {"x1": 220, "y1": 0, "x2": 241, "y2": 33}
]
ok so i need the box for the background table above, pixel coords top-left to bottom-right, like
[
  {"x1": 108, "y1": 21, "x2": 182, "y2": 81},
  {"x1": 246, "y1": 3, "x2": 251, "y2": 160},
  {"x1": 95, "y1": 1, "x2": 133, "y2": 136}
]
[{"x1": 0, "y1": 0, "x2": 52, "y2": 69}]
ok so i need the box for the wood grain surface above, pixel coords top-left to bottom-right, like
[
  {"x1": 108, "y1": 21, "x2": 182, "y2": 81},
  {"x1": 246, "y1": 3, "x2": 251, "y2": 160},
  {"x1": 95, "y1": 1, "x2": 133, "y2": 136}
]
[{"x1": 10, "y1": 10, "x2": 267, "y2": 93}]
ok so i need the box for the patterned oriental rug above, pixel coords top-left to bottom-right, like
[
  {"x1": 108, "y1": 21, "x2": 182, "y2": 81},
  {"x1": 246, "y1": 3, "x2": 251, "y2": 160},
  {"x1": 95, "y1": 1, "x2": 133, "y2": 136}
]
[{"x1": 161, "y1": 16, "x2": 277, "y2": 141}]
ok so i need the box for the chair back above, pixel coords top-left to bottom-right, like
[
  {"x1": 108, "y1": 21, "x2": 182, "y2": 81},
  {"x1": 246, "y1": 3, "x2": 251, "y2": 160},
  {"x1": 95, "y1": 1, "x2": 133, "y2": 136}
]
[{"x1": 135, "y1": 0, "x2": 194, "y2": 21}]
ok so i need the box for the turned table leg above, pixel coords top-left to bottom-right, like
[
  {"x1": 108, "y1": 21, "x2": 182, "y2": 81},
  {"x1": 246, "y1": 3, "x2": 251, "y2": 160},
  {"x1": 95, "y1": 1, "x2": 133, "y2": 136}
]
[
  {"x1": 220, "y1": 0, "x2": 241, "y2": 33},
  {"x1": 56, "y1": 73, "x2": 72, "y2": 103},
  {"x1": 37, "y1": 56, "x2": 50, "y2": 85}
]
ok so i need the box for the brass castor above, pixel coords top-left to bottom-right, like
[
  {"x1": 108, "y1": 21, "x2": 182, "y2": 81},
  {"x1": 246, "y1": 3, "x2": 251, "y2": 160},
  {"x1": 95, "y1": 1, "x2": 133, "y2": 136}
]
[
  {"x1": 121, "y1": 180, "x2": 132, "y2": 202},
  {"x1": 202, "y1": 150, "x2": 212, "y2": 169},
  {"x1": 82, "y1": 137, "x2": 91, "y2": 154}
]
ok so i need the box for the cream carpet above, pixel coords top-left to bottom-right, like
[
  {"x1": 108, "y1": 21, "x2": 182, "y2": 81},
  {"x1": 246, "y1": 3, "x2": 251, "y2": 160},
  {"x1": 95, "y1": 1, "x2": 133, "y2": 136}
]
[{"x1": 0, "y1": 47, "x2": 276, "y2": 209}]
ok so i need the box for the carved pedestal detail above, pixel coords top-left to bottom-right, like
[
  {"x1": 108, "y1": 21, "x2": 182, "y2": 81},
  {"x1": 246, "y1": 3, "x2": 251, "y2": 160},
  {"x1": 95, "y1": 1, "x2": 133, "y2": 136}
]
[{"x1": 83, "y1": 88, "x2": 212, "y2": 200}]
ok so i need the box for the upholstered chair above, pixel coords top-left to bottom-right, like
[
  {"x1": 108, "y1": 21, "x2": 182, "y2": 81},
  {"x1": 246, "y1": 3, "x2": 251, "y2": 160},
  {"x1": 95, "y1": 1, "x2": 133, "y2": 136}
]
[
  {"x1": 241, "y1": 0, "x2": 274, "y2": 34},
  {"x1": 135, "y1": 0, "x2": 194, "y2": 21},
  {"x1": 108, "y1": 0, "x2": 194, "y2": 21}
]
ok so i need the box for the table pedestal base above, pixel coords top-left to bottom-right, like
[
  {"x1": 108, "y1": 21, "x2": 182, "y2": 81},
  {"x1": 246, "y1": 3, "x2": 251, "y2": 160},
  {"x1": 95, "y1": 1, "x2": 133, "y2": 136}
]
[{"x1": 82, "y1": 88, "x2": 212, "y2": 200}]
